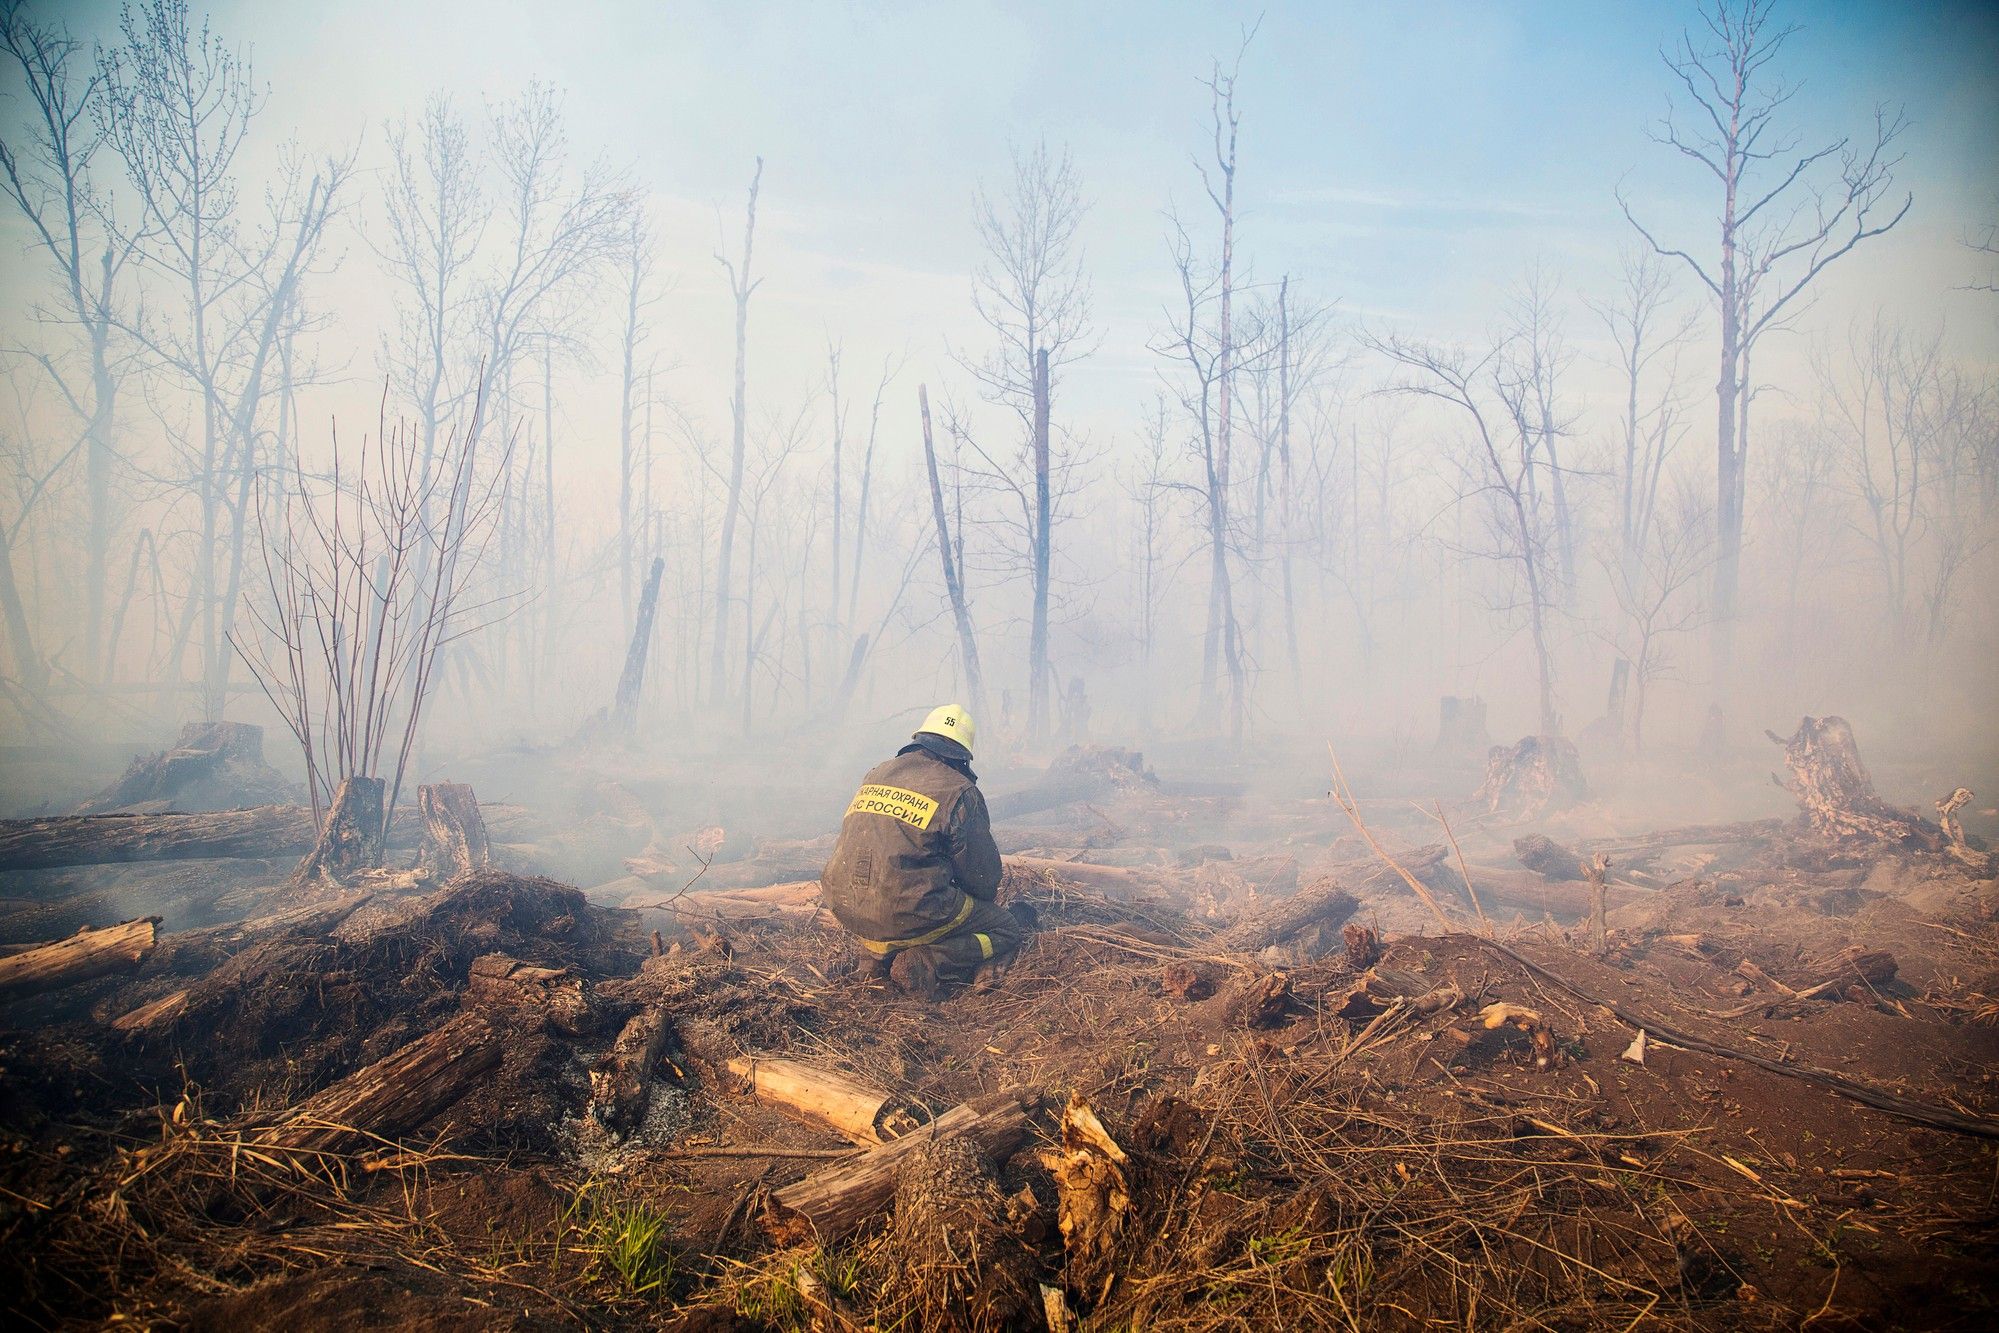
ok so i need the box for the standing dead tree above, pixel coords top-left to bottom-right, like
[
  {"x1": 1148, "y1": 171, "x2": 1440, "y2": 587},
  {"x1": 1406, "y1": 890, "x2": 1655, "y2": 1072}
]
[
  {"x1": 232, "y1": 389, "x2": 512, "y2": 880},
  {"x1": 1620, "y1": 0, "x2": 1910, "y2": 707},
  {"x1": 959, "y1": 140, "x2": 1095, "y2": 742},
  {"x1": 1599, "y1": 483, "x2": 1716, "y2": 751},
  {"x1": 99, "y1": 0, "x2": 354, "y2": 721},
  {"x1": 615, "y1": 207, "x2": 662, "y2": 638},
  {"x1": 710, "y1": 157, "x2": 764, "y2": 707},
  {"x1": 378, "y1": 92, "x2": 484, "y2": 515},
  {"x1": 1367, "y1": 327, "x2": 1565, "y2": 736},
  {"x1": 0, "y1": 2, "x2": 134, "y2": 684},
  {"x1": 1815, "y1": 319, "x2": 1993, "y2": 646},
  {"x1": 919, "y1": 385, "x2": 986, "y2": 721},
  {"x1": 1587, "y1": 247, "x2": 1696, "y2": 585},
  {"x1": 1149, "y1": 33, "x2": 1266, "y2": 738}
]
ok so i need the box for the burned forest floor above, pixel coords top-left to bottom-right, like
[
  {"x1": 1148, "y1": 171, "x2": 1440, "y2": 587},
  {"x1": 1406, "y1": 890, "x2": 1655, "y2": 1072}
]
[{"x1": 2, "y1": 721, "x2": 1997, "y2": 1331}]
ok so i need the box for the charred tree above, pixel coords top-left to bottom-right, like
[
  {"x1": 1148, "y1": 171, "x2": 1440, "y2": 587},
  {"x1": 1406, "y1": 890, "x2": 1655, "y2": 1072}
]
[
  {"x1": 613, "y1": 555, "x2": 666, "y2": 726},
  {"x1": 290, "y1": 775, "x2": 386, "y2": 888},
  {"x1": 414, "y1": 782, "x2": 493, "y2": 881}
]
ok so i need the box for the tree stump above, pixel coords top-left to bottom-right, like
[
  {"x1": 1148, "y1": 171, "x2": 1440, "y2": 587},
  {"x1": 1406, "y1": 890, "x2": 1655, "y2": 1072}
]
[
  {"x1": 1768, "y1": 717, "x2": 1943, "y2": 850},
  {"x1": 291, "y1": 776, "x2": 386, "y2": 888},
  {"x1": 1435, "y1": 694, "x2": 1492, "y2": 762},
  {"x1": 73, "y1": 720, "x2": 299, "y2": 814},
  {"x1": 416, "y1": 782, "x2": 493, "y2": 881},
  {"x1": 1474, "y1": 736, "x2": 1589, "y2": 819}
]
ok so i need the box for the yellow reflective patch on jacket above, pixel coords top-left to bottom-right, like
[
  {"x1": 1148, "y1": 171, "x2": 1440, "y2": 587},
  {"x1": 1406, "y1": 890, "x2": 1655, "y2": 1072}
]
[{"x1": 846, "y1": 783, "x2": 940, "y2": 830}]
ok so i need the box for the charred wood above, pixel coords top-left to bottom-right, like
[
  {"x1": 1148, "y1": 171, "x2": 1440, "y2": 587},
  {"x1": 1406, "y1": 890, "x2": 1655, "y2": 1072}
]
[
  {"x1": 0, "y1": 916, "x2": 159, "y2": 999},
  {"x1": 261, "y1": 1011, "x2": 508, "y2": 1154},
  {"x1": 764, "y1": 1088, "x2": 1034, "y2": 1242}
]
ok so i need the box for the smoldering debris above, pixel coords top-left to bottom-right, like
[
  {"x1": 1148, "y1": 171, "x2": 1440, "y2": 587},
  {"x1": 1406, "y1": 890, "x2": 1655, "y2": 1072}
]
[{"x1": 1, "y1": 715, "x2": 1995, "y2": 1329}]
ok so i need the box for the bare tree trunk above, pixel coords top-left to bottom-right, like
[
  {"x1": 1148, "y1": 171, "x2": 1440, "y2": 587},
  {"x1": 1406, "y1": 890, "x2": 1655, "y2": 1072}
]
[
  {"x1": 1027, "y1": 348, "x2": 1052, "y2": 740},
  {"x1": 614, "y1": 556, "x2": 666, "y2": 726},
  {"x1": 919, "y1": 386, "x2": 985, "y2": 718},
  {"x1": 1276, "y1": 276, "x2": 1300, "y2": 698},
  {"x1": 0, "y1": 533, "x2": 45, "y2": 690},
  {"x1": 711, "y1": 158, "x2": 763, "y2": 706}
]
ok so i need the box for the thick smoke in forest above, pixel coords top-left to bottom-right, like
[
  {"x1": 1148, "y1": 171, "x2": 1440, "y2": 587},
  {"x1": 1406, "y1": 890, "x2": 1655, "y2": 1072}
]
[
  {"x1": 1, "y1": 3, "x2": 1996, "y2": 1322},
  {"x1": 0, "y1": 0, "x2": 1992, "y2": 780}
]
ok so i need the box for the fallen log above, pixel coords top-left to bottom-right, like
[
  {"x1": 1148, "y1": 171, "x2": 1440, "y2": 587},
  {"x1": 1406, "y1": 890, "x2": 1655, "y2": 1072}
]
[
  {"x1": 765, "y1": 1088, "x2": 1035, "y2": 1242},
  {"x1": 0, "y1": 806, "x2": 315, "y2": 871},
  {"x1": 1215, "y1": 877, "x2": 1359, "y2": 961},
  {"x1": 726, "y1": 1053, "x2": 923, "y2": 1144},
  {"x1": 262, "y1": 1011, "x2": 507, "y2": 1154},
  {"x1": 1005, "y1": 855, "x2": 1161, "y2": 895},
  {"x1": 1460, "y1": 865, "x2": 1646, "y2": 921},
  {"x1": 112, "y1": 987, "x2": 188, "y2": 1032},
  {"x1": 0, "y1": 916, "x2": 160, "y2": 999},
  {"x1": 1578, "y1": 819, "x2": 1785, "y2": 856},
  {"x1": 1513, "y1": 833, "x2": 1586, "y2": 881},
  {"x1": 589, "y1": 1006, "x2": 674, "y2": 1136}
]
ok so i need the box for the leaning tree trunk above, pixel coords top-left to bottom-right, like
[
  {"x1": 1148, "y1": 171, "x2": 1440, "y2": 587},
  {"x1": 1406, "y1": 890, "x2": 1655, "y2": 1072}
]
[{"x1": 291, "y1": 776, "x2": 386, "y2": 888}]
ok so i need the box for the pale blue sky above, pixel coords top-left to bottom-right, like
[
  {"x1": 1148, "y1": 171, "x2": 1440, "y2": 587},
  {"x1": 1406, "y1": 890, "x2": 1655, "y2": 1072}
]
[{"x1": 18, "y1": 0, "x2": 1999, "y2": 442}]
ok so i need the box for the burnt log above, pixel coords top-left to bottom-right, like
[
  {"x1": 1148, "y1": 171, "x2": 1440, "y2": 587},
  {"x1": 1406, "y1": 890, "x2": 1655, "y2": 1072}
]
[
  {"x1": 464, "y1": 953, "x2": 596, "y2": 1036},
  {"x1": 0, "y1": 917, "x2": 159, "y2": 999},
  {"x1": 1514, "y1": 833, "x2": 1587, "y2": 881},
  {"x1": 726, "y1": 1053, "x2": 923, "y2": 1144},
  {"x1": 261, "y1": 1011, "x2": 508, "y2": 1154},
  {"x1": 589, "y1": 1006, "x2": 675, "y2": 1136},
  {"x1": 415, "y1": 782, "x2": 493, "y2": 881},
  {"x1": 0, "y1": 805, "x2": 316, "y2": 871},
  {"x1": 764, "y1": 1088, "x2": 1035, "y2": 1242},
  {"x1": 1215, "y1": 877, "x2": 1359, "y2": 961}
]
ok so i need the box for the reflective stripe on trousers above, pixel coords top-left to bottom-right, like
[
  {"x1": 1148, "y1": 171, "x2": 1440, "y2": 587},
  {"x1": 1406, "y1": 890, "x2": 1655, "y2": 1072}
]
[{"x1": 856, "y1": 893, "x2": 976, "y2": 957}]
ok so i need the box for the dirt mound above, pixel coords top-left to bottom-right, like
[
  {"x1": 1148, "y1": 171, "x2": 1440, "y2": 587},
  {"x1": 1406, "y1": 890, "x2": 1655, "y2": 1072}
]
[{"x1": 116, "y1": 871, "x2": 633, "y2": 1109}]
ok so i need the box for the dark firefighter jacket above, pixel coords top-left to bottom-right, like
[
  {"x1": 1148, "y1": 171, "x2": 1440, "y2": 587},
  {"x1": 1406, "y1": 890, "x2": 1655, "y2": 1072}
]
[{"x1": 820, "y1": 734, "x2": 1004, "y2": 951}]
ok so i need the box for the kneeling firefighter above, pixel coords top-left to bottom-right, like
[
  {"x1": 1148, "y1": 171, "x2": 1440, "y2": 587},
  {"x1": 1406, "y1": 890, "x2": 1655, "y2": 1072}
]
[{"x1": 820, "y1": 704, "x2": 1030, "y2": 995}]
